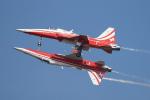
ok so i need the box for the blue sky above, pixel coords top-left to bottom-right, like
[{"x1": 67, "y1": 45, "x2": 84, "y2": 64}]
[{"x1": 1, "y1": 0, "x2": 150, "y2": 100}]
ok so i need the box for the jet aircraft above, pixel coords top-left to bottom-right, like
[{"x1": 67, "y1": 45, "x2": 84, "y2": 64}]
[
  {"x1": 16, "y1": 27, "x2": 120, "y2": 57},
  {"x1": 14, "y1": 47, "x2": 112, "y2": 85}
]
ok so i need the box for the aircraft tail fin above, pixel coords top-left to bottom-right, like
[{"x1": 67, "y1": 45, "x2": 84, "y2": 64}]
[
  {"x1": 96, "y1": 27, "x2": 120, "y2": 53},
  {"x1": 96, "y1": 27, "x2": 116, "y2": 45},
  {"x1": 88, "y1": 70, "x2": 106, "y2": 85}
]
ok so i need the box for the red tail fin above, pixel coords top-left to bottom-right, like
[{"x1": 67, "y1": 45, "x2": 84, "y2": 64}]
[
  {"x1": 96, "y1": 27, "x2": 116, "y2": 46},
  {"x1": 88, "y1": 70, "x2": 106, "y2": 85},
  {"x1": 96, "y1": 27, "x2": 120, "y2": 53}
]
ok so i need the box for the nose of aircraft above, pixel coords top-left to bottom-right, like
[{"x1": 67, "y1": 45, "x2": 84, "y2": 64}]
[
  {"x1": 16, "y1": 29, "x2": 34, "y2": 33},
  {"x1": 14, "y1": 47, "x2": 23, "y2": 51},
  {"x1": 16, "y1": 29, "x2": 31, "y2": 33}
]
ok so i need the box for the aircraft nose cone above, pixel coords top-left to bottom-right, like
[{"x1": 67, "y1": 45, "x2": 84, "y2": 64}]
[
  {"x1": 14, "y1": 47, "x2": 24, "y2": 52},
  {"x1": 16, "y1": 29, "x2": 31, "y2": 32},
  {"x1": 14, "y1": 47, "x2": 20, "y2": 50}
]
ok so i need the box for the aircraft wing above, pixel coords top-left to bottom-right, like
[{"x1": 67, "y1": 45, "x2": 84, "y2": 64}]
[
  {"x1": 63, "y1": 34, "x2": 89, "y2": 44},
  {"x1": 88, "y1": 70, "x2": 106, "y2": 85},
  {"x1": 65, "y1": 53, "x2": 83, "y2": 60}
]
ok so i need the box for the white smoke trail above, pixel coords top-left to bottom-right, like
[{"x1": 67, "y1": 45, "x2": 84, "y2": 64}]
[
  {"x1": 112, "y1": 70, "x2": 150, "y2": 83},
  {"x1": 103, "y1": 77, "x2": 150, "y2": 88},
  {"x1": 121, "y1": 46, "x2": 150, "y2": 54}
]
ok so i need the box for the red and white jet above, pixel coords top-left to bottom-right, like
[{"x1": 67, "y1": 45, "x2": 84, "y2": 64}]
[
  {"x1": 14, "y1": 47, "x2": 112, "y2": 85},
  {"x1": 16, "y1": 27, "x2": 120, "y2": 57}
]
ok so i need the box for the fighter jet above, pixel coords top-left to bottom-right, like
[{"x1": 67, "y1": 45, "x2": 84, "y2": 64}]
[
  {"x1": 14, "y1": 47, "x2": 112, "y2": 85},
  {"x1": 16, "y1": 27, "x2": 120, "y2": 57}
]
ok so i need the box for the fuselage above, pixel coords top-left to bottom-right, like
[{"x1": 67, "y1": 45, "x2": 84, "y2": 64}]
[
  {"x1": 14, "y1": 47, "x2": 111, "y2": 72},
  {"x1": 16, "y1": 29, "x2": 110, "y2": 49}
]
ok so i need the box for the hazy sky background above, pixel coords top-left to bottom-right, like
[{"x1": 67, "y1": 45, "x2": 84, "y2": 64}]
[{"x1": 1, "y1": 0, "x2": 150, "y2": 100}]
